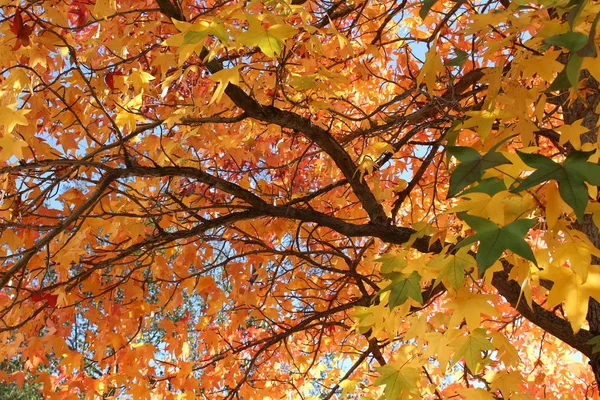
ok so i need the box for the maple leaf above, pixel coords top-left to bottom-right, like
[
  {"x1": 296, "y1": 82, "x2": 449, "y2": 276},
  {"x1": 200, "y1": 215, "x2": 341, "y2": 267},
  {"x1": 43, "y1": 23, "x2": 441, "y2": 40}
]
[
  {"x1": 461, "y1": 177, "x2": 507, "y2": 197},
  {"x1": 456, "y1": 213, "x2": 537, "y2": 274},
  {"x1": 417, "y1": 46, "x2": 444, "y2": 94},
  {"x1": 209, "y1": 66, "x2": 241, "y2": 104},
  {"x1": 488, "y1": 370, "x2": 524, "y2": 399},
  {"x1": 451, "y1": 328, "x2": 494, "y2": 373},
  {"x1": 237, "y1": 15, "x2": 297, "y2": 58},
  {"x1": 458, "y1": 109, "x2": 511, "y2": 141},
  {"x1": 537, "y1": 265, "x2": 600, "y2": 332},
  {"x1": 447, "y1": 141, "x2": 510, "y2": 197},
  {"x1": 512, "y1": 150, "x2": 600, "y2": 222},
  {"x1": 446, "y1": 289, "x2": 498, "y2": 331},
  {"x1": 92, "y1": 0, "x2": 116, "y2": 19},
  {"x1": 0, "y1": 106, "x2": 30, "y2": 133},
  {"x1": 11, "y1": 10, "x2": 32, "y2": 50},
  {"x1": 489, "y1": 332, "x2": 520, "y2": 367},
  {"x1": 339, "y1": 379, "x2": 358, "y2": 397},
  {"x1": 431, "y1": 247, "x2": 475, "y2": 290},
  {"x1": 68, "y1": 2, "x2": 89, "y2": 27},
  {"x1": 374, "y1": 364, "x2": 420, "y2": 400},
  {"x1": 555, "y1": 119, "x2": 589, "y2": 150},
  {"x1": 459, "y1": 388, "x2": 496, "y2": 400},
  {"x1": 381, "y1": 271, "x2": 423, "y2": 309},
  {"x1": 31, "y1": 291, "x2": 59, "y2": 307},
  {"x1": 182, "y1": 19, "x2": 230, "y2": 45},
  {"x1": 3, "y1": 0, "x2": 600, "y2": 397},
  {"x1": 0, "y1": 134, "x2": 28, "y2": 160},
  {"x1": 376, "y1": 252, "x2": 407, "y2": 274}
]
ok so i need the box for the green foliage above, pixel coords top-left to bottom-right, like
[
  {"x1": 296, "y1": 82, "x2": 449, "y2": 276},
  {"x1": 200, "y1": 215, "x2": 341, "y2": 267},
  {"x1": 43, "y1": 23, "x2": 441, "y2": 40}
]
[
  {"x1": 381, "y1": 271, "x2": 423, "y2": 309},
  {"x1": 447, "y1": 143, "x2": 510, "y2": 197},
  {"x1": 456, "y1": 214, "x2": 538, "y2": 274},
  {"x1": 0, "y1": 362, "x2": 42, "y2": 400},
  {"x1": 512, "y1": 150, "x2": 600, "y2": 222}
]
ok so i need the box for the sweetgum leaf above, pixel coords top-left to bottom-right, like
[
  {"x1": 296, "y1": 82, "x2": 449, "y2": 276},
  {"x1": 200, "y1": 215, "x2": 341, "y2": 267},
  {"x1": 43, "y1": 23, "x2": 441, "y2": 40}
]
[
  {"x1": 382, "y1": 271, "x2": 423, "y2": 309},
  {"x1": 513, "y1": 150, "x2": 600, "y2": 221},
  {"x1": 447, "y1": 144, "x2": 510, "y2": 197},
  {"x1": 456, "y1": 213, "x2": 537, "y2": 274}
]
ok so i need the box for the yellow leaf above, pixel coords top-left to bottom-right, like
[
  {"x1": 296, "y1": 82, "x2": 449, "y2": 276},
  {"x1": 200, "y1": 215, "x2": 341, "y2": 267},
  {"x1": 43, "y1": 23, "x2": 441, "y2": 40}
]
[
  {"x1": 417, "y1": 46, "x2": 444, "y2": 95},
  {"x1": 556, "y1": 119, "x2": 589, "y2": 150},
  {"x1": 545, "y1": 181, "x2": 570, "y2": 229},
  {"x1": 489, "y1": 332, "x2": 520, "y2": 367},
  {"x1": 171, "y1": 19, "x2": 194, "y2": 33},
  {"x1": 588, "y1": 202, "x2": 600, "y2": 230},
  {"x1": 424, "y1": 331, "x2": 453, "y2": 369},
  {"x1": 488, "y1": 370, "x2": 523, "y2": 398},
  {"x1": 459, "y1": 388, "x2": 496, "y2": 400},
  {"x1": 127, "y1": 69, "x2": 155, "y2": 93},
  {"x1": 374, "y1": 364, "x2": 420, "y2": 400},
  {"x1": 237, "y1": 15, "x2": 296, "y2": 58},
  {"x1": 520, "y1": 50, "x2": 563, "y2": 82},
  {"x1": 93, "y1": 0, "x2": 116, "y2": 19},
  {"x1": 339, "y1": 379, "x2": 358, "y2": 397},
  {"x1": 181, "y1": 341, "x2": 190, "y2": 361},
  {"x1": 115, "y1": 110, "x2": 145, "y2": 134},
  {"x1": 459, "y1": 109, "x2": 510, "y2": 141},
  {"x1": 209, "y1": 66, "x2": 241, "y2": 104},
  {"x1": 0, "y1": 134, "x2": 28, "y2": 160},
  {"x1": 356, "y1": 155, "x2": 375, "y2": 181},
  {"x1": 0, "y1": 107, "x2": 29, "y2": 133},
  {"x1": 446, "y1": 289, "x2": 498, "y2": 331},
  {"x1": 583, "y1": 53, "x2": 600, "y2": 83},
  {"x1": 537, "y1": 264, "x2": 600, "y2": 333},
  {"x1": 430, "y1": 248, "x2": 475, "y2": 291}
]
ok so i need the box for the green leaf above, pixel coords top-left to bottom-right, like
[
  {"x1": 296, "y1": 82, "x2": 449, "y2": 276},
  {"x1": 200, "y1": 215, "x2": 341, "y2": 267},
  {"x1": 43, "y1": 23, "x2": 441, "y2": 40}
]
[
  {"x1": 513, "y1": 150, "x2": 600, "y2": 221},
  {"x1": 588, "y1": 335, "x2": 600, "y2": 354},
  {"x1": 545, "y1": 32, "x2": 589, "y2": 52},
  {"x1": 577, "y1": 13, "x2": 600, "y2": 57},
  {"x1": 419, "y1": 0, "x2": 437, "y2": 20},
  {"x1": 456, "y1": 213, "x2": 537, "y2": 274},
  {"x1": 444, "y1": 120, "x2": 462, "y2": 147},
  {"x1": 183, "y1": 31, "x2": 208, "y2": 45},
  {"x1": 447, "y1": 142, "x2": 510, "y2": 197},
  {"x1": 375, "y1": 253, "x2": 406, "y2": 275},
  {"x1": 566, "y1": 54, "x2": 583, "y2": 88},
  {"x1": 567, "y1": 0, "x2": 588, "y2": 29},
  {"x1": 446, "y1": 49, "x2": 468, "y2": 67},
  {"x1": 451, "y1": 329, "x2": 494, "y2": 373},
  {"x1": 375, "y1": 365, "x2": 420, "y2": 400},
  {"x1": 433, "y1": 248, "x2": 476, "y2": 290},
  {"x1": 382, "y1": 271, "x2": 423, "y2": 309},
  {"x1": 547, "y1": 67, "x2": 571, "y2": 91},
  {"x1": 461, "y1": 177, "x2": 507, "y2": 196}
]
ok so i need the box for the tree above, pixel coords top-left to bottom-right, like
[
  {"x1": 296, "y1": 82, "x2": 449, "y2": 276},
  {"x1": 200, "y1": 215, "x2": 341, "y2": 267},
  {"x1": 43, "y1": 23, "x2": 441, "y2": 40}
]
[
  {"x1": 0, "y1": 0, "x2": 599, "y2": 397},
  {"x1": 0, "y1": 360, "x2": 43, "y2": 400}
]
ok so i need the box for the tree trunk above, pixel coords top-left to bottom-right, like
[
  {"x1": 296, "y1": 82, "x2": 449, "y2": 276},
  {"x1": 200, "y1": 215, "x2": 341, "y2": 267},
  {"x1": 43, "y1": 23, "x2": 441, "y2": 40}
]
[{"x1": 562, "y1": 71, "x2": 600, "y2": 383}]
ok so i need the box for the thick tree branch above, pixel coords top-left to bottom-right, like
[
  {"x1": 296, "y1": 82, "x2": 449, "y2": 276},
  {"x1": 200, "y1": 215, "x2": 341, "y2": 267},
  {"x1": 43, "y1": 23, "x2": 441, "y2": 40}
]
[{"x1": 492, "y1": 270, "x2": 595, "y2": 357}]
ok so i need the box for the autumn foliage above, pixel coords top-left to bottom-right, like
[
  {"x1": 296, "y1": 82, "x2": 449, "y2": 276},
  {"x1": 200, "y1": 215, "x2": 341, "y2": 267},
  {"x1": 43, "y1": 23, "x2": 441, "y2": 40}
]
[{"x1": 1, "y1": 0, "x2": 600, "y2": 398}]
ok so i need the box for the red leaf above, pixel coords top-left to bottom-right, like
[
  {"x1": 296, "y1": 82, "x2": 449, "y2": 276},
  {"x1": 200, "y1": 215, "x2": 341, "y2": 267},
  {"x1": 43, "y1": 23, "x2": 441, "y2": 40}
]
[
  {"x1": 68, "y1": 2, "x2": 89, "y2": 27},
  {"x1": 44, "y1": 293, "x2": 58, "y2": 308},
  {"x1": 10, "y1": 11, "x2": 23, "y2": 35},
  {"x1": 31, "y1": 292, "x2": 44, "y2": 302},
  {"x1": 105, "y1": 72, "x2": 115, "y2": 90},
  {"x1": 11, "y1": 11, "x2": 32, "y2": 50},
  {"x1": 179, "y1": 310, "x2": 191, "y2": 324},
  {"x1": 31, "y1": 291, "x2": 58, "y2": 308}
]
